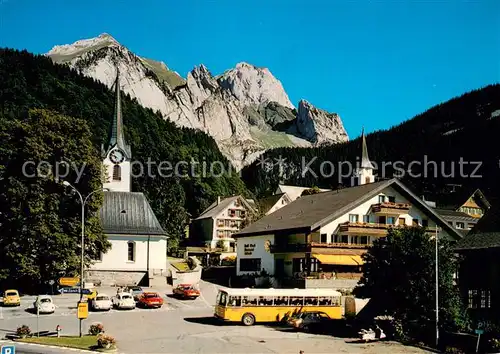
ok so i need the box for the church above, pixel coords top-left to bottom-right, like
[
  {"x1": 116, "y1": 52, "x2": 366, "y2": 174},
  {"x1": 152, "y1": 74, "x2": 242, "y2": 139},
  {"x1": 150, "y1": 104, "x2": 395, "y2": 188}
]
[{"x1": 85, "y1": 68, "x2": 168, "y2": 287}]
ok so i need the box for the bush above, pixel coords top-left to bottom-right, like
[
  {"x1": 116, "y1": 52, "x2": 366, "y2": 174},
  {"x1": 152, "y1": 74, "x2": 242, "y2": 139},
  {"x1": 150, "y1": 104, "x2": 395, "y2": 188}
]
[
  {"x1": 16, "y1": 325, "x2": 31, "y2": 337},
  {"x1": 88, "y1": 323, "x2": 104, "y2": 335},
  {"x1": 97, "y1": 334, "x2": 116, "y2": 348},
  {"x1": 445, "y1": 347, "x2": 466, "y2": 354},
  {"x1": 489, "y1": 338, "x2": 500, "y2": 352}
]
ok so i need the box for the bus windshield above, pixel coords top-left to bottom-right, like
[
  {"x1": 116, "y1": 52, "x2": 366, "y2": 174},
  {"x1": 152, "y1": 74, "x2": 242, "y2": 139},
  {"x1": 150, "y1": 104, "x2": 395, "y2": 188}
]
[{"x1": 217, "y1": 291, "x2": 227, "y2": 306}]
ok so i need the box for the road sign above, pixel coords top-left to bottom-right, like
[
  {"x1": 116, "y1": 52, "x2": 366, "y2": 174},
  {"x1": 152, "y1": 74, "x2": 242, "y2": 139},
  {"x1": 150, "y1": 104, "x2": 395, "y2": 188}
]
[
  {"x1": 77, "y1": 301, "x2": 88, "y2": 319},
  {"x1": 48, "y1": 280, "x2": 55, "y2": 285},
  {"x1": 475, "y1": 329, "x2": 484, "y2": 335},
  {"x1": 58, "y1": 277, "x2": 80, "y2": 287},
  {"x1": 1, "y1": 345, "x2": 15, "y2": 354}
]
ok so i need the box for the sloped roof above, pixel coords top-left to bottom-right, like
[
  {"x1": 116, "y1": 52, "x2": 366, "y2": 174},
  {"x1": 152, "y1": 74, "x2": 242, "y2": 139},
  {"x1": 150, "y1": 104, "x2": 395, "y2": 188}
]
[
  {"x1": 434, "y1": 188, "x2": 490, "y2": 211},
  {"x1": 259, "y1": 193, "x2": 289, "y2": 215},
  {"x1": 434, "y1": 208, "x2": 479, "y2": 223},
  {"x1": 195, "y1": 196, "x2": 255, "y2": 220},
  {"x1": 276, "y1": 185, "x2": 331, "y2": 201},
  {"x1": 100, "y1": 191, "x2": 166, "y2": 236},
  {"x1": 236, "y1": 179, "x2": 461, "y2": 240},
  {"x1": 455, "y1": 204, "x2": 500, "y2": 251}
]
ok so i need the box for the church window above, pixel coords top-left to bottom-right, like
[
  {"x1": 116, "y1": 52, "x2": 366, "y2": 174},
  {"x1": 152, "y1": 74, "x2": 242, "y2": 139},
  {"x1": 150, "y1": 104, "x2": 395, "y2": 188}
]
[
  {"x1": 127, "y1": 241, "x2": 135, "y2": 262},
  {"x1": 113, "y1": 165, "x2": 121, "y2": 181}
]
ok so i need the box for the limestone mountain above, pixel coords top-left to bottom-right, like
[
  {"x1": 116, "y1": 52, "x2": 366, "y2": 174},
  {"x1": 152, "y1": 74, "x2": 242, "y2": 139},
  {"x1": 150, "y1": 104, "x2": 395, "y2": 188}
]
[{"x1": 46, "y1": 33, "x2": 349, "y2": 169}]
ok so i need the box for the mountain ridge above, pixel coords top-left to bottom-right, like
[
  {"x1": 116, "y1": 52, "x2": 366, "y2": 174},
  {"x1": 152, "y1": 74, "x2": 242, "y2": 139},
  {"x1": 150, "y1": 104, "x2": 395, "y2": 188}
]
[{"x1": 46, "y1": 33, "x2": 349, "y2": 169}]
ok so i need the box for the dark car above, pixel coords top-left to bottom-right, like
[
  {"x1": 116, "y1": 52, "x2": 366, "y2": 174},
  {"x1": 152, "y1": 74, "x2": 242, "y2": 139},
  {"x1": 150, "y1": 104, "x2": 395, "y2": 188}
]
[
  {"x1": 124, "y1": 286, "x2": 143, "y2": 301},
  {"x1": 288, "y1": 311, "x2": 333, "y2": 333}
]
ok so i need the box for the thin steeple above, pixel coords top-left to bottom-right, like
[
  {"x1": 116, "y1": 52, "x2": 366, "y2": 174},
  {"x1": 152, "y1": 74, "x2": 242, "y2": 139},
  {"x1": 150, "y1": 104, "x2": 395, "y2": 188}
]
[
  {"x1": 106, "y1": 67, "x2": 131, "y2": 157},
  {"x1": 360, "y1": 127, "x2": 374, "y2": 169}
]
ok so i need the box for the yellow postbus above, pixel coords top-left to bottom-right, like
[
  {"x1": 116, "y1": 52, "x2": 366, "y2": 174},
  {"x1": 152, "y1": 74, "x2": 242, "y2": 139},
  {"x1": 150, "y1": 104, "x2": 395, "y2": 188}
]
[{"x1": 214, "y1": 288, "x2": 342, "y2": 326}]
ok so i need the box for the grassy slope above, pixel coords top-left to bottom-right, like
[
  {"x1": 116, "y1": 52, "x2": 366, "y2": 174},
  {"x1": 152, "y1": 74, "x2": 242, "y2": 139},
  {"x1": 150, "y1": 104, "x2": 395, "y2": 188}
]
[{"x1": 141, "y1": 58, "x2": 186, "y2": 89}]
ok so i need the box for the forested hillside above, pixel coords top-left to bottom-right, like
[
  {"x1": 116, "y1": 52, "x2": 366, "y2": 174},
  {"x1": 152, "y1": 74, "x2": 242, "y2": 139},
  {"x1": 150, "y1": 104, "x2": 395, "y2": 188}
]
[
  {"x1": 0, "y1": 48, "x2": 249, "y2": 258},
  {"x1": 242, "y1": 84, "x2": 500, "y2": 201}
]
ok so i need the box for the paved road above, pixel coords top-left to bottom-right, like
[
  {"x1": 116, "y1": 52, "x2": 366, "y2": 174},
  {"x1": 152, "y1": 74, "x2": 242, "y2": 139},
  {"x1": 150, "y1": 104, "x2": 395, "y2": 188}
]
[{"x1": 0, "y1": 281, "x2": 428, "y2": 353}]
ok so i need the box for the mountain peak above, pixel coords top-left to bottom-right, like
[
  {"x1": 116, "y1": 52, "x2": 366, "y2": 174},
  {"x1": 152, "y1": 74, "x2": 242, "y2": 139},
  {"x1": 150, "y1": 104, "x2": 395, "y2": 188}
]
[
  {"x1": 218, "y1": 62, "x2": 294, "y2": 108},
  {"x1": 47, "y1": 33, "x2": 120, "y2": 62}
]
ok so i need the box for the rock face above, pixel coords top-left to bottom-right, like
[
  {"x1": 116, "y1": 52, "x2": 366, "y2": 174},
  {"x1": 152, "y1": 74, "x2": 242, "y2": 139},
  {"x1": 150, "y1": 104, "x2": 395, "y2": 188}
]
[{"x1": 47, "y1": 33, "x2": 349, "y2": 169}]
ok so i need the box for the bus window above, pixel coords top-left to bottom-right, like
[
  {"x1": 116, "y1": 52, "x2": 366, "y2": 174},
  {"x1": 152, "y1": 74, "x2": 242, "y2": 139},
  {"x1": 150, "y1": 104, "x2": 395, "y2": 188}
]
[
  {"x1": 274, "y1": 296, "x2": 289, "y2": 306},
  {"x1": 258, "y1": 296, "x2": 273, "y2": 306},
  {"x1": 219, "y1": 292, "x2": 228, "y2": 306},
  {"x1": 331, "y1": 296, "x2": 341, "y2": 306},
  {"x1": 319, "y1": 297, "x2": 331, "y2": 305},
  {"x1": 290, "y1": 296, "x2": 303, "y2": 306},
  {"x1": 229, "y1": 296, "x2": 241, "y2": 306},
  {"x1": 304, "y1": 296, "x2": 318, "y2": 305},
  {"x1": 242, "y1": 296, "x2": 258, "y2": 306}
]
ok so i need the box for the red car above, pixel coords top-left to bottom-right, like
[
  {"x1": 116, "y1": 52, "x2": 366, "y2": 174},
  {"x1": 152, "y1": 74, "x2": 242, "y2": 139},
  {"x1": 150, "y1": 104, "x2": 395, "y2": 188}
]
[
  {"x1": 137, "y1": 292, "x2": 164, "y2": 308},
  {"x1": 172, "y1": 284, "x2": 200, "y2": 300}
]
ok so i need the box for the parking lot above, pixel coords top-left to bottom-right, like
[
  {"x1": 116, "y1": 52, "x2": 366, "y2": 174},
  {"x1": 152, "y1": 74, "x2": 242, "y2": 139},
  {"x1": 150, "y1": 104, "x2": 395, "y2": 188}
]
[{"x1": 0, "y1": 281, "x2": 429, "y2": 353}]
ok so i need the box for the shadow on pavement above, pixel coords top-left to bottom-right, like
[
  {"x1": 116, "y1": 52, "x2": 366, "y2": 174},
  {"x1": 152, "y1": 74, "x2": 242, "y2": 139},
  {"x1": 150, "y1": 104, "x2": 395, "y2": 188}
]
[{"x1": 183, "y1": 316, "x2": 233, "y2": 326}]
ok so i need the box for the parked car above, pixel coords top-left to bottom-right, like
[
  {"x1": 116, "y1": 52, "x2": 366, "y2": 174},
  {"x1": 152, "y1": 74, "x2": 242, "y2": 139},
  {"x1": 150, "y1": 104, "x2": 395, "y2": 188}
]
[
  {"x1": 124, "y1": 286, "x2": 143, "y2": 301},
  {"x1": 91, "y1": 294, "x2": 112, "y2": 311},
  {"x1": 33, "y1": 295, "x2": 55, "y2": 314},
  {"x1": 112, "y1": 292, "x2": 136, "y2": 310},
  {"x1": 2, "y1": 289, "x2": 21, "y2": 306},
  {"x1": 172, "y1": 284, "x2": 200, "y2": 299},
  {"x1": 287, "y1": 311, "x2": 333, "y2": 332},
  {"x1": 137, "y1": 292, "x2": 164, "y2": 308}
]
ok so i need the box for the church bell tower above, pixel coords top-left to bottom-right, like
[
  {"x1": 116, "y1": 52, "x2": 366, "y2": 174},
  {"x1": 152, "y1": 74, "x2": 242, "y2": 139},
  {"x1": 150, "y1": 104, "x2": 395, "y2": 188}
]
[
  {"x1": 351, "y1": 128, "x2": 375, "y2": 186},
  {"x1": 102, "y1": 68, "x2": 132, "y2": 192}
]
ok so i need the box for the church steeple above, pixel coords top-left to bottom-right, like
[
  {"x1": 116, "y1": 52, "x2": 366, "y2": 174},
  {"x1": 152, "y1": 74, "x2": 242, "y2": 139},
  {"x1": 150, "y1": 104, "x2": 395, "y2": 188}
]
[
  {"x1": 102, "y1": 67, "x2": 132, "y2": 193},
  {"x1": 360, "y1": 128, "x2": 374, "y2": 169},
  {"x1": 104, "y1": 68, "x2": 131, "y2": 158},
  {"x1": 351, "y1": 128, "x2": 375, "y2": 186}
]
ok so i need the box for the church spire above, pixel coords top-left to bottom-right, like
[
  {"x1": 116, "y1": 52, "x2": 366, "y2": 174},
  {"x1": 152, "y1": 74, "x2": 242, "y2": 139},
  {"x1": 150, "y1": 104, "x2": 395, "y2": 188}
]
[
  {"x1": 105, "y1": 67, "x2": 131, "y2": 158},
  {"x1": 360, "y1": 127, "x2": 374, "y2": 169}
]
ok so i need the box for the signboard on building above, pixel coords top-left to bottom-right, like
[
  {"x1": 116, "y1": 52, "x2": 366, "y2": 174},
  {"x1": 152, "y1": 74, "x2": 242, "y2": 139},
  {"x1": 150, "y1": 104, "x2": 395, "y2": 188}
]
[
  {"x1": 77, "y1": 301, "x2": 88, "y2": 319},
  {"x1": 244, "y1": 244, "x2": 255, "y2": 255}
]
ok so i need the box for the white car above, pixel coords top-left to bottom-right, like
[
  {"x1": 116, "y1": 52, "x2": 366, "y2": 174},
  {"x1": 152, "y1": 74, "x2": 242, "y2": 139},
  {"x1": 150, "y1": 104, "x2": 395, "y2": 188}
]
[
  {"x1": 91, "y1": 294, "x2": 112, "y2": 311},
  {"x1": 112, "y1": 292, "x2": 135, "y2": 310},
  {"x1": 33, "y1": 295, "x2": 55, "y2": 314}
]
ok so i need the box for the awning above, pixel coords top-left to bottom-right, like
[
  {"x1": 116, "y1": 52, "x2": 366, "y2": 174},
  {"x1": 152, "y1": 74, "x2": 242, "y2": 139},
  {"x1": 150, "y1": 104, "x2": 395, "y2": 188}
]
[{"x1": 312, "y1": 254, "x2": 364, "y2": 266}]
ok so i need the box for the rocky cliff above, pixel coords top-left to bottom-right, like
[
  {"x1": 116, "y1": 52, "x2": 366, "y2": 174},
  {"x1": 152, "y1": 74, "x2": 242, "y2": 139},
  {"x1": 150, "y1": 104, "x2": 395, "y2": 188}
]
[{"x1": 47, "y1": 33, "x2": 349, "y2": 169}]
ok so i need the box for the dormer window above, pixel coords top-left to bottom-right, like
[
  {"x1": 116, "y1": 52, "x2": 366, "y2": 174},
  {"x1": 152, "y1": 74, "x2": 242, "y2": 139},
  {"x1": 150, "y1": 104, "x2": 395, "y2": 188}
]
[{"x1": 378, "y1": 195, "x2": 385, "y2": 203}]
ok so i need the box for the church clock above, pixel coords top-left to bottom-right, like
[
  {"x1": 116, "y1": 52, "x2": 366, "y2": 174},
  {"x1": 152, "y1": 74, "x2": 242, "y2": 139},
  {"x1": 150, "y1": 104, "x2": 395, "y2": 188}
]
[{"x1": 109, "y1": 149, "x2": 125, "y2": 164}]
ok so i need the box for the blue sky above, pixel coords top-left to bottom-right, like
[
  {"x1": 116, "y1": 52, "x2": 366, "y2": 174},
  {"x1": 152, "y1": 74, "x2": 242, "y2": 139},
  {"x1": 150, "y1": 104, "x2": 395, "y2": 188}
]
[{"x1": 0, "y1": 0, "x2": 498, "y2": 138}]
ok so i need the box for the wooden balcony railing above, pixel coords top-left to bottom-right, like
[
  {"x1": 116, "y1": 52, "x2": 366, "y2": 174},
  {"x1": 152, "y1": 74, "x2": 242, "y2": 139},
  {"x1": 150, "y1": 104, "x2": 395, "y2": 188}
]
[
  {"x1": 372, "y1": 202, "x2": 411, "y2": 213},
  {"x1": 269, "y1": 243, "x2": 311, "y2": 253},
  {"x1": 310, "y1": 242, "x2": 369, "y2": 249}
]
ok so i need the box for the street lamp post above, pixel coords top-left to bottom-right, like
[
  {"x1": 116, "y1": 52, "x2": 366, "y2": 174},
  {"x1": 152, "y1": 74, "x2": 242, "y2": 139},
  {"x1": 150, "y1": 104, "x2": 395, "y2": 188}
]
[
  {"x1": 435, "y1": 226, "x2": 440, "y2": 348},
  {"x1": 62, "y1": 181, "x2": 107, "y2": 337}
]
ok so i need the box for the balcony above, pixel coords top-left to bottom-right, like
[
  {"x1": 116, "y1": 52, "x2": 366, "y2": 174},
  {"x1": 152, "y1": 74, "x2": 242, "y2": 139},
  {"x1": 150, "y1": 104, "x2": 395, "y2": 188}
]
[
  {"x1": 269, "y1": 243, "x2": 311, "y2": 253},
  {"x1": 310, "y1": 242, "x2": 370, "y2": 249},
  {"x1": 338, "y1": 222, "x2": 396, "y2": 236},
  {"x1": 371, "y1": 202, "x2": 411, "y2": 214}
]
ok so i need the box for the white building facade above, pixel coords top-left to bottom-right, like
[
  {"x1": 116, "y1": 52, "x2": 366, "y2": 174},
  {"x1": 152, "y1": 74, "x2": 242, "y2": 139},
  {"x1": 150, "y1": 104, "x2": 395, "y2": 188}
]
[{"x1": 86, "y1": 68, "x2": 168, "y2": 287}]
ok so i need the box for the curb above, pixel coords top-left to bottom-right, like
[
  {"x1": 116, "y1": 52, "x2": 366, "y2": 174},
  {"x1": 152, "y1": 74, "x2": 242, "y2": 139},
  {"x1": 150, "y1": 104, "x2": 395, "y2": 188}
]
[{"x1": 0, "y1": 339, "x2": 125, "y2": 353}]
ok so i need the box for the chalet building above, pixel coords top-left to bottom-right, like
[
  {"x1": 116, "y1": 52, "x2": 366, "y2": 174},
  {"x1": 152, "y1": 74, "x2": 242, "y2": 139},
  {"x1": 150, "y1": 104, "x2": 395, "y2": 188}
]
[
  {"x1": 86, "y1": 68, "x2": 168, "y2": 287},
  {"x1": 424, "y1": 188, "x2": 490, "y2": 235},
  {"x1": 234, "y1": 132, "x2": 462, "y2": 288},
  {"x1": 455, "y1": 203, "x2": 500, "y2": 322},
  {"x1": 189, "y1": 196, "x2": 257, "y2": 253}
]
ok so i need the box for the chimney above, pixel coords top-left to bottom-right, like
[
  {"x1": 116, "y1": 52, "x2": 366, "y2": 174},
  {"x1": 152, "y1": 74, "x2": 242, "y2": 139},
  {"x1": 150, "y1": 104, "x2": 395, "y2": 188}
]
[{"x1": 217, "y1": 196, "x2": 221, "y2": 205}]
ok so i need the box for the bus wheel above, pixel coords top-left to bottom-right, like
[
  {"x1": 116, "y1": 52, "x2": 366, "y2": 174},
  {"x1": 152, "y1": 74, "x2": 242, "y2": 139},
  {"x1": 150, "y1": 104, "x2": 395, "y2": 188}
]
[{"x1": 242, "y1": 313, "x2": 255, "y2": 326}]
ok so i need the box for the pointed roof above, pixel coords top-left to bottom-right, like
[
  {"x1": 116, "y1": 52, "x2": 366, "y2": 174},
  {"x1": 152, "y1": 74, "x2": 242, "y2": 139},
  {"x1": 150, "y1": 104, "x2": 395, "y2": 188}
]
[
  {"x1": 235, "y1": 178, "x2": 462, "y2": 241},
  {"x1": 360, "y1": 128, "x2": 374, "y2": 169},
  {"x1": 104, "y1": 68, "x2": 131, "y2": 158},
  {"x1": 455, "y1": 203, "x2": 500, "y2": 250}
]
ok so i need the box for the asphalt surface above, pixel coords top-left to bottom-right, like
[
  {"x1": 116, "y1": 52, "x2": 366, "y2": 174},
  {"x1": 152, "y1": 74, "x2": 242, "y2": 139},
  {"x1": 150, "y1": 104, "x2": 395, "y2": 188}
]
[{"x1": 0, "y1": 281, "x2": 429, "y2": 353}]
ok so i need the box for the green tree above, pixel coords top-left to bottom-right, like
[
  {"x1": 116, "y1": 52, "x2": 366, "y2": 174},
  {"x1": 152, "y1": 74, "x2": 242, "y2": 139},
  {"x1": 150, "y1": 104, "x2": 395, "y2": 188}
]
[
  {"x1": 0, "y1": 109, "x2": 109, "y2": 291},
  {"x1": 300, "y1": 186, "x2": 321, "y2": 196},
  {"x1": 354, "y1": 227, "x2": 468, "y2": 342}
]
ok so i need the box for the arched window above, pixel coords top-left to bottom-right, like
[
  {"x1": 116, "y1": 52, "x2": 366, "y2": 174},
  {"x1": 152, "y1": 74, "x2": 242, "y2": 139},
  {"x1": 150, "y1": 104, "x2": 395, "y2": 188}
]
[
  {"x1": 365, "y1": 176, "x2": 371, "y2": 184},
  {"x1": 113, "y1": 165, "x2": 121, "y2": 181},
  {"x1": 127, "y1": 241, "x2": 135, "y2": 262}
]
